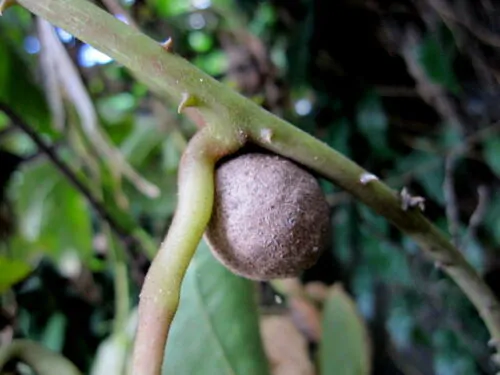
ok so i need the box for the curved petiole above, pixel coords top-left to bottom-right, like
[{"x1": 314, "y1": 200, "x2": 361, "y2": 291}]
[{"x1": 131, "y1": 126, "x2": 245, "y2": 375}]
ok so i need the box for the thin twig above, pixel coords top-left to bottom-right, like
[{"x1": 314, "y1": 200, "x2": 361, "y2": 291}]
[
  {"x1": 425, "y1": 0, "x2": 497, "y2": 90},
  {"x1": 399, "y1": 27, "x2": 466, "y2": 136},
  {"x1": 37, "y1": 18, "x2": 159, "y2": 199},
  {"x1": 100, "y1": 0, "x2": 139, "y2": 30},
  {"x1": 427, "y1": 0, "x2": 500, "y2": 48},
  {"x1": 0, "y1": 103, "x2": 132, "y2": 243},
  {"x1": 467, "y1": 186, "x2": 489, "y2": 235},
  {"x1": 23, "y1": 142, "x2": 63, "y2": 163},
  {"x1": 327, "y1": 121, "x2": 500, "y2": 207},
  {"x1": 443, "y1": 154, "x2": 461, "y2": 247},
  {"x1": 461, "y1": 185, "x2": 489, "y2": 250}
]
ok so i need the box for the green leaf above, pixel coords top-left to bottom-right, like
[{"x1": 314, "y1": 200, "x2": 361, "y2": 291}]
[
  {"x1": 97, "y1": 93, "x2": 136, "y2": 124},
  {"x1": 163, "y1": 240, "x2": 270, "y2": 375},
  {"x1": 433, "y1": 330, "x2": 479, "y2": 375},
  {"x1": 320, "y1": 284, "x2": 371, "y2": 375},
  {"x1": 0, "y1": 257, "x2": 31, "y2": 294},
  {"x1": 91, "y1": 309, "x2": 137, "y2": 375},
  {"x1": 119, "y1": 117, "x2": 163, "y2": 166},
  {"x1": 47, "y1": 178, "x2": 93, "y2": 260},
  {"x1": 40, "y1": 313, "x2": 67, "y2": 353},
  {"x1": 0, "y1": 36, "x2": 52, "y2": 136},
  {"x1": 358, "y1": 205, "x2": 412, "y2": 285},
  {"x1": 483, "y1": 190, "x2": 500, "y2": 244},
  {"x1": 91, "y1": 333, "x2": 129, "y2": 375},
  {"x1": 249, "y1": 3, "x2": 276, "y2": 36},
  {"x1": 10, "y1": 160, "x2": 93, "y2": 264},
  {"x1": 483, "y1": 137, "x2": 500, "y2": 176},
  {"x1": 437, "y1": 125, "x2": 462, "y2": 149},
  {"x1": 153, "y1": 0, "x2": 190, "y2": 18},
  {"x1": 356, "y1": 92, "x2": 392, "y2": 156},
  {"x1": 188, "y1": 32, "x2": 213, "y2": 53},
  {"x1": 11, "y1": 161, "x2": 58, "y2": 241},
  {"x1": 124, "y1": 159, "x2": 178, "y2": 221},
  {"x1": 327, "y1": 117, "x2": 351, "y2": 158},
  {"x1": 193, "y1": 51, "x2": 228, "y2": 76},
  {"x1": 416, "y1": 28, "x2": 460, "y2": 94},
  {"x1": 387, "y1": 300, "x2": 416, "y2": 348}
]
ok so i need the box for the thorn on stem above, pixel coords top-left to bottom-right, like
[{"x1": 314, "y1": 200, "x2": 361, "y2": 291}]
[
  {"x1": 177, "y1": 92, "x2": 198, "y2": 114},
  {"x1": 161, "y1": 37, "x2": 174, "y2": 52},
  {"x1": 400, "y1": 187, "x2": 425, "y2": 211},
  {"x1": 260, "y1": 128, "x2": 273, "y2": 143},
  {"x1": 0, "y1": 0, "x2": 17, "y2": 15},
  {"x1": 489, "y1": 338, "x2": 500, "y2": 348},
  {"x1": 359, "y1": 172, "x2": 379, "y2": 185}
]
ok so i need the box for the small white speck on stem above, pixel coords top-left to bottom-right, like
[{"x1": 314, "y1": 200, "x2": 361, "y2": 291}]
[
  {"x1": 260, "y1": 128, "x2": 273, "y2": 143},
  {"x1": 359, "y1": 172, "x2": 379, "y2": 185}
]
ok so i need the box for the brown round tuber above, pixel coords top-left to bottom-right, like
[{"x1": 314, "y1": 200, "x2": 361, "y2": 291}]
[{"x1": 205, "y1": 152, "x2": 331, "y2": 280}]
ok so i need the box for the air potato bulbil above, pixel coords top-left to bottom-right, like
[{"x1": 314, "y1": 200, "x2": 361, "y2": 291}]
[{"x1": 205, "y1": 152, "x2": 331, "y2": 280}]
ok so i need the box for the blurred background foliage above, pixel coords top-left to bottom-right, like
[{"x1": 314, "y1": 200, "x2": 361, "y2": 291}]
[{"x1": 1, "y1": 0, "x2": 500, "y2": 374}]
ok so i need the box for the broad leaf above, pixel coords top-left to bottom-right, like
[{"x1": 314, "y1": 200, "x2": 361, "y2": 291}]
[
  {"x1": 0, "y1": 36, "x2": 52, "y2": 136},
  {"x1": 40, "y1": 313, "x2": 67, "y2": 353},
  {"x1": 0, "y1": 256, "x2": 31, "y2": 294},
  {"x1": 483, "y1": 137, "x2": 500, "y2": 177},
  {"x1": 327, "y1": 117, "x2": 351, "y2": 158},
  {"x1": 153, "y1": 0, "x2": 191, "y2": 18},
  {"x1": 163, "y1": 240, "x2": 270, "y2": 375},
  {"x1": 120, "y1": 118, "x2": 164, "y2": 167},
  {"x1": 10, "y1": 160, "x2": 93, "y2": 264},
  {"x1": 319, "y1": 284, "x2": 371, "y2": 375},
  {"x1": 358, "y1": 205, "x2": 412, "y2": 285},
  {"x1": 91, "y1": 332, "x2": 129, "y2": 375},
  {"x1": 356, "y1": 92, "x2": 392, "y2": 157},
  {"x1": 416, "y1": 27, "x2": 460, "y2": 94}
]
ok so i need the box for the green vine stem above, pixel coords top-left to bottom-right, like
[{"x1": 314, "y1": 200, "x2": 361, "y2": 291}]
[
  {"x1": 132, "y1": 127, "x2": 244, "y2": 375},
  {"x1": 106, "y1": 226, "x2": 131, "y2": 334},
  {"x1": 0, "y1": 339, "x2": 82, "y2": 375},
  {"x1": 7, "y1": 0, "x2": 500, "y2": 372}
]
